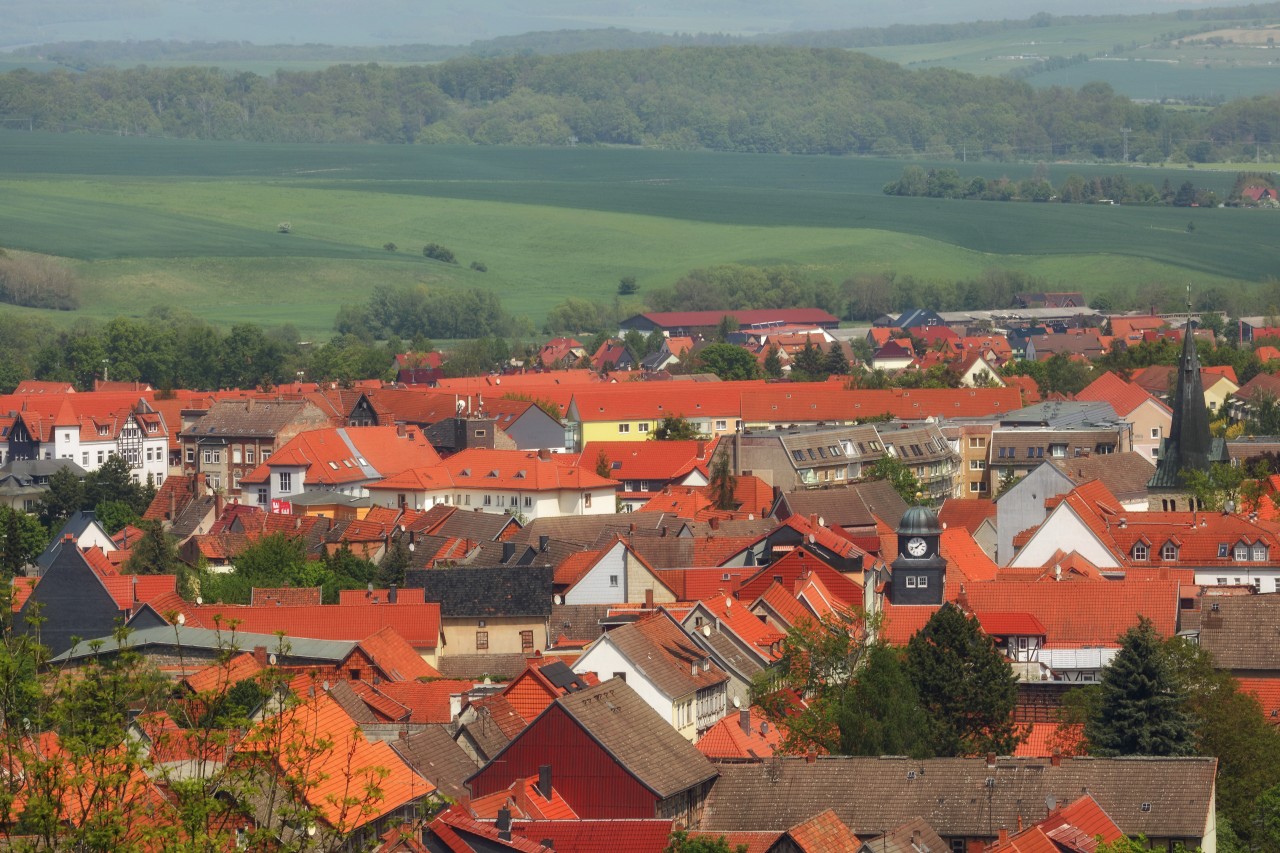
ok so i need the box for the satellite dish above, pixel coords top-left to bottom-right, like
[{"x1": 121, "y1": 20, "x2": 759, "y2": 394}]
[
  {"x1": 553, "y1": 594, "x2": 563, "y2": 605},
  {"x1": 195, "y1": 596, "x2": 203, "y2": 605},
  {"x1": 725, "y1": 597, "x2": 733, "y2": 609},
  {"x1": 702, "y1": 625, "x2": 712, "y2": 637},
  {"x1": 808, "y1": 533, "x2": 816, "y2": 544},
  {"x1": 1045, "y1": 794, "x2": 1057, "y2": 811},
  {"x1": 306, "y1": 826, "x2": 317, "y2": 838},
  {"x1": 269, "y1": 653, "x2": 277, "y2": 666},
  {"x1": 176, "y1": 613, "x2": 185, "y2": 626},
  {"x1": 408, "y1": 542, "x2": 415, "y2": 551},
  {"x1": 732, "y1": 696, "x2": 742, "y2": 709},
  {"x1": 817, "y1": 516, "x2": 825, "y2": 527}
]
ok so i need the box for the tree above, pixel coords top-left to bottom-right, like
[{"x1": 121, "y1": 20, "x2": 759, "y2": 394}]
[
  {"x1": 378, "y1": 537, "x2": 411, "y2": 588},
  {"x1": 791, "y1": 340, "x2": 826, "y2": 381},
  {"x1": 1086, "y1": 617, "x2": 1195, "y2": 757},
  {"x1": 836, "y1": 642, "x2": 933, "y2": 758},
  {"x1": 617, "y1": 276, "x2": 639, "y2": 296},
  {"x1": 665, "y1": 828, "x2": 748, "y2": 853},
  {"x1": 595, "y1": 448, "x2": 612, "y2": 479},
  {"x1": 697, "y1": 343, "x2": 759, "y2": 381},
  {"x1": 422, "y1": 243, "x2": 457, "y2": 264},
  {"x1": 1183, "y1": 461, "x2": 1253, "y2": 512},
  {"x1": 706, "y1": 448, "x2": 737, "y2": 511},
  {"x1": 763, "y1": 345, "x2": 783, "y2": 379},
  {"x1": 715, "y1": 314, "x2": 737, "y2": 343},
  {"x1": 651, "y1": 415, "x2": 707, "y2": 442},
  {"x1": 824, "y1": 342, "x2": 849, "y2": 376},
  {"x1": 0, "y1": 507, "x2": 46, "y2": 578},
  {"x1": 865, "y1": 455, "x2": 923, "y2": 506},
  {"x1": 93, "y1": 499, "x2": 139, "y2": 536},
  {"x1": 83, "y1": 455, "x2": 154, "y2": 518},
  {"x1": 37, "y1": 465, "x2": 84, "y2": 531},
  {"x1": 905, "y1": 603, "x2": 1021, "y2": 756}
]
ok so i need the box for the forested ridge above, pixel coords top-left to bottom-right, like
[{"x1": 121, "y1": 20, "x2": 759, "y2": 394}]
[{"x1": 2, "y1": 46, "x2": 1279, "y2": 159}]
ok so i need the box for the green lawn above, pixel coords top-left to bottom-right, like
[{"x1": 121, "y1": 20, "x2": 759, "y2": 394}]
[{"x1": 0, "y1": 131, "x2": 1272, "y2": 337}]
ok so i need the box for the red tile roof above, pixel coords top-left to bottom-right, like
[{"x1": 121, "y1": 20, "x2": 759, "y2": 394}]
[
  {"x1": 963, "y1": 579, "x2": 1181, "y2": 647},
  {"x1": 1237, "y1": 677, "x2": 1280, "y2": 723},
  {"x1": 696, "y1": 595, "x2": 785, "y2": 661},
  {"x1": 737, "y1": 546, "x2": 861, "y2": 604},
  {"x1": 182, "y1": 652, "x2": 264, "y2": 695},
  {"x1": 443, "y1": 448, "x2": 617, "y2": 492},
  {"x1": 787, "y1": 809, "x2": 862, "y2": 853},
  {"x1": 696, "y1": 708, "x2": 782, "y2": 759},
  {"x1": 751, "y1": 581, "x2": 815, "y2": 629},
  {"x1": 359, "y1": 626, "x2": 442, "y2": 680},
  {"x1": 1014, "y1": 722, "x2": 1085, "y2": 758},
  {"x1": 184, "y1": 601, "x2": 441, "y2": 649},
  {"x1": 240, "y1": 425, "x2": 441, "y2": 487},
  {"x1": 938, "y1": 499, "x2": 996, "y2": 534},
  {"x1": 977, "y1": 612, "x2": 1048, "y2": 637},
  {"x1": 376, "y1": 680, "x2": 477, "y2": 723},
  {"x1": 469, "y1": 776, "x2": 578, "y2": 821},
  {"x1": 509, "y1": 820, "x2": 675, "y2": 853},
  {"x1": 1076, "y1": 371, "x2": 1168, "y2": 418}
]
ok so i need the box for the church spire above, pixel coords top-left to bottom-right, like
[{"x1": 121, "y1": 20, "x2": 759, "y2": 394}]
[{"x1": 1149, "y1": 287, "x2": 1217, "y2": 489}]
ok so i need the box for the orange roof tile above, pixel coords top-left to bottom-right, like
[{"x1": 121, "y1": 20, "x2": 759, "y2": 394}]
[
  {"x1": 443, "y1": 448, "x2": 617, "y2": 492},
  {"x1": 359, "y1": 626, "x2": 442, "y2": 680},
  {"x1": 182, "y1": 652, "x2": 264, "y2": 695},
  {"x1": 241, "y1": 425, "x2": 441, "y2": 487},
  {"x1": 696, "y1": 707, "x2": 782, "y2": 759},
  {"x1": 185, "y1": 601, "x2": 441, "y2": 649},
  {"x1": 787, "y1": 809, "x2": 862, "y2": 853},
  {"x1": 375, "y1": 680, "x2": 476, "y2": 723},
  {"x1": 1238, "y1": 677, "x2": 1280, "y2": 723},
  {"x1": 751, "y1": 581, "x2": 814, "y2": 629},
  {"x1": 1076, "y1": 371, "x2": 1168, "y2": 418},
  {"x1": 938, "y1": 499, "x2": 996, "y2": 534}
]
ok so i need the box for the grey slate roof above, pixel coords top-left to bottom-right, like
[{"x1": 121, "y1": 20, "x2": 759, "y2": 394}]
[
  {"x1": 1050, "y1": 452, "x2": 1155, "y2": 503},
  {"x1": 699, "y1": 756, "x2": 1216, "y2": 840},
  {"x1": 549, "y1": 678, "x2": 717, "y2": 798},
  {"x1": 50, "y1": 625, "x2": 357, "y2": 664},
  {"x1": 600, "y1": 613, "x2": 728, "y2": 699},
  {"x1": 861, "y1": 817, "x2": 948, "y2": 853},
  {"x1": 391, "y1": 727, "x2": 479, "y2": 801},
  {"x1": 37, "y1": 510, "x2": 109, "y2": 571},
  {"x1": 325, "y1": 681, "x2": 378, "y2": 724},
  {"x1": 406, "y1": 565, "x2": 552, "y2": 618},
  {"x1": 181, "y1": 399, "x2": 325, "y2": 439},
  {"x1": 437, "y1": 653, "x2": 531, "y2": 680},
  {"x1": 551, "y1": 604, "x2": 611, "y2": 644}
]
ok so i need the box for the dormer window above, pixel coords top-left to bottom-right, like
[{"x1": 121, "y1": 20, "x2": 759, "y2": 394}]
[
  {"x1": 1235, "y1": 543, "x2": 1249, "y2": 562},
  {"x1": 1254, "y1": 544, "x2": 1267, "y2": 562},
  {"x1": 1162, "y1": 543, "x2": 1179, "y2": 561},
  {"x1": 1132, "y1": 543, "x2": 1149, "y2": 561}
]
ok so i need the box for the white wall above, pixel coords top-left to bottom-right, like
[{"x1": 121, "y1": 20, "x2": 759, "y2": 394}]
[
  {"x1": 1009, "y1": 503, "x2": 1121, "y2": 569},
  {"x1": 572, "y1": 636, "x2": 678, "y2": 729}
]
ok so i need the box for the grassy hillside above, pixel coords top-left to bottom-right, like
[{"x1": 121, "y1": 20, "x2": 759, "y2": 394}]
[{"x1": 0, "y1": 131, "x2": 1269, "y2": 337}]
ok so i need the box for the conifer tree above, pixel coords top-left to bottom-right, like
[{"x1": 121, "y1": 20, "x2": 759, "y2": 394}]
[
  {"x1": 706, "y1": 448, "x2": 737, "y2": 511},
  {"x1": 1086, "y1": 617, "x2": 1195, "y2": 757},
  {"x1": 824, "y1": 341, "x2": 849, "y2": 376},
  {"x1": 905, "y1": 603, "x2": 1020, "y2": 756},
  {"x1": 763, "y1": 345, "x2": 783, "y2": 379}
]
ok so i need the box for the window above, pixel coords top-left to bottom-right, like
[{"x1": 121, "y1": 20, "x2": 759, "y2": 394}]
[
  {"x1": 905, "y1": 576, "x2": 917, "y2": 588},
  {"x1": 968, "y1": 437, "x2": 986, "y2": 448},
  {"x1": 97, "y1": 451, "x2": 105, "y2": 464},
  {"x1": 970, "y1": 460, "x2": 986, "y2": 470},
  {"x1": 524, "y1": 496, "x2": 532, "y2": 507},
  {"x1": 483, "y1": 495, "x2": 492, "y2": 506},
  {"x1": 257, "y1": 488, "x2": 267, "y2": 506},
  {"x1": 618, "y1": 424, "x2": 630, "y2": 433},
  {"x1": 715, "y1": 420, "x2": 727, "y2": 431},
  {"x1": 474, "y1": 429, "x2": 486, "y2": 437},
  {"x1": 1132, "y1": 543, "x2": 1148, "y2": 560},
  {"x1": 970, "y1": 482, "x2": 984, "y2": 493},
  {"x1": 278, "y1": 472, "x2": 292, "y2": 492},
  {"x1": 998, "y1": 447, "x2": 1007, "y2": 458},
  {"x1": 1018, "y1": 637, "x2": 1029, "y2": 651},
  {"x1": 397, "y1": 493, "x2": 407, "y2": 508},
  {"x1": 203, "y1": 449, "x2": 222, "y2": 465},
  {"x1": 1219, "y1": 544, "x2": 1230, "y2": 558},
  {"x1": 1162, "y1": 543, "x2": 1179, "y2": 561},
  {"x1": 1151, "y1": 427, "x2": 1161, "y2": 439},
  {"x1": 246, "y1": 447, "x2": 255, "y2": 464},
  {"x1": 1254, "y1": 544, "x2": 1267, "y2": 562},
  {"x1": 917, "y1": 576, "x2": 928, "y2": 588},
  {"x1": 232, "y1": 447, "x2": 242, "y2": 464},
  {"x1": 638, "y1": 422, "x2": 650, "y2": 433},
  {"x1": 186, "y1": 448, "x2": 195, "y2": 464},
  {"x1": 1217, "y1": 577, "x2": 1227, "y2": 585},
  {"x1": 464, "y1": 495, "x2": 470, "y2": 505},
  {"x1": 475, "y1": 631, "x2": 489, "y2": 650},
  {"x1": 81, "y1": 452, "x2": 88, "y2": 466},
  {"x1": 583, "y1": 492, "x2": 592, "y2": 508},
  {"x1": 521, "y1": 630, "x2": 534, "y2": 652},
  {"x1": 609, "y1": 575, "x2": 619, "y2": 587},
  {"x1": 261, "y1": 450, "x2": 271, "y2": 461},
  {"x1": 1235, "y1": 543, "x2": 1249, "y2": 561}
]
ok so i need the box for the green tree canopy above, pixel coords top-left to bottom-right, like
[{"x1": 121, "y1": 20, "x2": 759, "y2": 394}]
[
  {"x1": 0, "y1": 507, "x2": 47, "y2": 579},
  {"x1": 651, "y1": 415, "x2": 708, "y2": 442},
  {"x1": 905, "y1": 603, "x2": 1021, "y2": 756},
  {"x1": 696, "y1": 343, "x2": 760, "y2": 381},
  {"x1": 865, "y1": 455, "x2": 923, "y2": 506},
  {"x1": 1086, "y1": 617, "x2": 1195, "y2": 757}
]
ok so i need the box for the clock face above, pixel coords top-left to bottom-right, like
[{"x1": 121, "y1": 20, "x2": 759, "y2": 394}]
[{"x1": 906, "y1": 537, "x2": 928, "y2": 557}]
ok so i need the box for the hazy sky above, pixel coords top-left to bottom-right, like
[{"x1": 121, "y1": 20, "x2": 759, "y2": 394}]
[{"x1": 0, "y1": 0, "x2": 1253, "y2": 47}]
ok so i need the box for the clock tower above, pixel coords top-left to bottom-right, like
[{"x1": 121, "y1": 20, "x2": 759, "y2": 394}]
[{"x1": 889, "y1": 505, "x2": 945, "y2": 606}]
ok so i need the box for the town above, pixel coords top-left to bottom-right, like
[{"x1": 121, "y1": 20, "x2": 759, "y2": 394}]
[{"x1": 6, "y1": 298, "x2": 1280, "y2": 852}]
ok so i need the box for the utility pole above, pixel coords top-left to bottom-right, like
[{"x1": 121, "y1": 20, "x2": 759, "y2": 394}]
[{"x1": 1121, "y1": 127, "x2": 1132, "y2": 163}]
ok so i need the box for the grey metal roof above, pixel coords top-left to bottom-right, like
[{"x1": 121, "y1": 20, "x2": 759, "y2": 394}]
[
  {"x1": 283, "y1": 490, "x2": 376, "y2": 508},
  {"x1": 50, "y1": 625, "x2": 357, "y2": 663}
]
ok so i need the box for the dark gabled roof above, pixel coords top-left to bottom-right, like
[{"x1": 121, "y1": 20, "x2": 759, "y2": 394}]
[
  {"x1": 437, "y1": 653, "x2": 532, "y2": 680},
  {"x1": 1197, "y1": 593, "x2": 1280, "y2": 671},
  {"x1": 391, "y1": 726, "x2": 479, "y2": 802},
  {"x1": 36, "y1": 511, "x2": 110, "y2": 572},
  {"x1": 701, "y1": 756, "x2": 1216, "y2": 839},
  {"x1": 508, "y1": 678, "x2": 716, "y2": 799},
  {"x1": 325, "y1": 681, "x2": 379, "y2": 725},
  {"x1": 1051, "y1": 452, "x2": 1155, "y2": 503},
  {"x1": 180, "y1": 399, "x2": 326, "y2": 438},
  {"x1": 777, "y1": 480, "x2": 908, "y2": 530},
  {"x1": 511, "y1": 514, "x2": 681, "y2": 548},
  {"x1": 550, "y1": 603, "x2": 611, "y2": 644},
  {"x1": 598, "y1": 613, "x2": 728, "y2": 699},
  {"x1": 406, "y1": 565, "x2": 552, "y2": 618},
  {"x1": 432, "y1": 507, "x2": 521, "y2": 543}
]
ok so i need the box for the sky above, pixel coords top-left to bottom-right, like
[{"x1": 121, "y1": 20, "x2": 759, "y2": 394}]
[{"x1": 0, "y1": 0, "x2": 1255, "y2": 47}]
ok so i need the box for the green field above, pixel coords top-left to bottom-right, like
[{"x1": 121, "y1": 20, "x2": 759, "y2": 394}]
[{"x1": 0, "y1": 131, "x2": 1274, "y2": 337}]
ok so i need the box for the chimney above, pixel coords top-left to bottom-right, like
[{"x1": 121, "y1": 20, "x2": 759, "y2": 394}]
[
  {"x1": 131, "y1": 575, "x2": 139, "y2": 603},
  {"x1": 63, "y1": 533, "x2": 75, "y2": 543},
  {"x1": 396, "y1": 424, "x2": 406, "y2": 437},
  {"x1": 1016, "y1": 815, "x2": 1023, "y2": 832},
  {"x1": 986, "y1": 752, "x2": 996, "y2": 768},
  {"x1": 539, "y1": 535, "x2": 549, "y2": 553},
  {"x1": 537, "y1": 764, "x2": 552, "y2": 800},
  {"x1": 696, "y1": 440, "x2": 706, "y2": 458},
  {"x1": 709, "y1": 517, "x2": 719, "y2": 531},
  {"x1": 215, "y1": 491, "x2": 224, "y2": 519},
  {"x1": 740, "y1": 708, "x2": 751, "y2": 735},
  {"x1": 246, "y1": 397, "x2": 254, "y2": 412},
  {"x1": 252, "y1": 645, "x2": 268, "y2": 666},
  {"x1": 167, "y1": 490, "x2": 176, "y2": 521},
  {"x1": 644, "y1": 588, "x2": 654, "y2": 610},
  {"x1": 538, "y1": 447, "x2": 551, "y2": 460},
  {"x1": 998, "y1": 828, "x2": 1009, "y2": 846},
  {"x1": 1050, "y1": 748, "x2": 1062, "y2": 767},
  {"x1": 496, "y1": 806, "x2": 512, "y2": 842},
  {"x1": 389, "y1": 584, "x2": 397, "y2": 604},
  {"x1": 809, "y1": 513, "x2": 818, "y2": 528},
  {"x1": 805, "y1": 744, "x2": 817, "y2": 764}
]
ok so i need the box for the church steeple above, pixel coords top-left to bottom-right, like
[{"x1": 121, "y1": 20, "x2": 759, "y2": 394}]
[{"x1": 1149, "y1": 287, "x2": 1223, "y2": 493}]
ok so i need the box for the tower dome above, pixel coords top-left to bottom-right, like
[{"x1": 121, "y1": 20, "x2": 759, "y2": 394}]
[{"x1": 897, "y1": 505, "x2": 941, "y2": 537}]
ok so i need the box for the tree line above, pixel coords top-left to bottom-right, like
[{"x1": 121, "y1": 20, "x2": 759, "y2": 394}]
[
  {"x1": 2, "y1": 47, "x2": 1279, "y2": 159},
  {"x1": 884, "y1": 164, "x2": 1220, "y2": 206}
]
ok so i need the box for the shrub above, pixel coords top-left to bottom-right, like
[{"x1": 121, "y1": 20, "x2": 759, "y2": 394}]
[
  {"x1": 470, "y1": 260, "x2": 487, "y2": 272},
  {"x1": 422, "y1": 243, "x2": 458, "y2": 264},
  {"x1": 383, "y1": 242, "x2": 397, "y2": 252},
  {"x1": 277, "y1": 221, "x2": 291, "y2": 233}
]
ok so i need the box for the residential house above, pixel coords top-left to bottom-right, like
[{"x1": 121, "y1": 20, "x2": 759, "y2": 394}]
[
  {"x1": 986, "y1": 401, "x2": 1132, "y2": 493},
  {"x1": 1132, "y1": 364, "x2": 1238, "y2": 418},
  {"x1": 238, "y1": 425, "x2": 442, "y2": 509},
  {"x1": 771, "y1": 480, "x2": 907, "y2": 547},
  {"x1": 466, "y1": 677, "x2": 719, "y2": 824},
  {"x1": 408, "y1": 565, "x2": 553, "y2": 657},
  {"x1": 572, "y1": 611, "x2": 730, "y2": 740},
  {"x1": 696, "y1": 707, "x2": 782, "y2": 760},
  {"x1": 1024, "y1": 332, "x2": 1104, "y2": 361},
  {"x1": 555, "y1": 539, "x2": 679, "y2": 606},
  {"x1": 538, "y1": 338, "x2": 586, "y2": 369},
  {"x1": 4, "y1": 395, "x2": 169, "y2": 486},
  {"x1": 0, "y1": 458, "x2": 86, "y2": 512},
  {"x1": 579, "y1": 438, "x2": 715, "y2": 511},
  {"x1": 1077, "y1": 372, "x2": 1172, "y2": 461},
  {"x1": 1015, "y1": 291, "x2": 1084, "y2": 309},
  {"x1": 871, "y1": 339, "x2": 917, "y2": 371},
  {"x1": 681, "y1": 596, "x2": 783, "y2": 711},
  {"x1": 591, "y1": 339, "x2": 638, "y2": 372},
  {"x1": 179, "y1": 399, "x2": 332, "y2": 496},
  {"x1": 34, "y1": 510, "x2": 116, "y2": 572}
]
